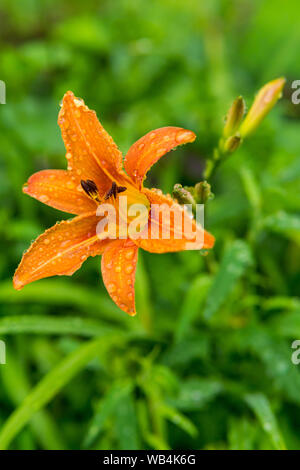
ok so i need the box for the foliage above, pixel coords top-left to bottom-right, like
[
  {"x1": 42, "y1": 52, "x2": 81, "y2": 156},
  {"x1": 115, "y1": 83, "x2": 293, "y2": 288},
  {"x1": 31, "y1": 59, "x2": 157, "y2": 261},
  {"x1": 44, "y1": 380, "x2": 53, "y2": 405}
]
[{"x1": 0, "y1": 0, "x2": 299, "y2": 450}]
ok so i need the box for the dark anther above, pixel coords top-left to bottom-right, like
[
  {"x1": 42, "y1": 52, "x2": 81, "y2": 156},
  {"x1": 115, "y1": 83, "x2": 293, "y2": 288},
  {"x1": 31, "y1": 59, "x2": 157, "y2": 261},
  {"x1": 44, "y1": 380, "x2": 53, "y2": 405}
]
[
  {"x1": 117, "y1": 186, "x2": 127, "y2": 194},
  {"x1": 104, "y1": 182, "x2": 127, "y2": 200},
  {"x1": 81, "y1": 179, "x2": 100, "y2": 201}
]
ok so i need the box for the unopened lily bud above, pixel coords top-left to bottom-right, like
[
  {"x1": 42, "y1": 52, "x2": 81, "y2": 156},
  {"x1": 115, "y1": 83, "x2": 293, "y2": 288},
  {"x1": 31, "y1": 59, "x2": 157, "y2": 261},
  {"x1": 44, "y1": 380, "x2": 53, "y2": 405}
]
[
  {"x1": 172, "y1": 184, "x2": 196, "y2": 209},
  {"x1": 223, "y1": 134, "x2": 242, "y2": 153},
  {"x1": 239, "y1": 77, "x2": 286, "y2": 137},
  {"x1": 223, "y1": 96, "x2": 246, "y2": 138},
  {"x1": 194, "y1": 181, "x2": 214, "y2": 204}
]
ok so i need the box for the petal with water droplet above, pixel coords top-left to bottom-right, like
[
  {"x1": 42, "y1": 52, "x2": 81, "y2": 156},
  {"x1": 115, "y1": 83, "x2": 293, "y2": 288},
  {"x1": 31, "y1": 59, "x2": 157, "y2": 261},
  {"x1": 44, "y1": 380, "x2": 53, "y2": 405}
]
[
  {"x1": 133, "y1": 188, "x2": 215, "y2": 253},
  {"x1": 23, "y1": 170, "x2": 97, "y2": 215},
  {"x1": 13, "y1": 213, "x2": 110, "y2": 290},
  {"x1": 124, "y1": 127, "x2": 196, "y2": 189},
  {"x1": 58, "y1": 91, "x2": 130, "y2": 190},
  {"x1": 101, "y1": 239, "x2": 138, "y2": 315}
]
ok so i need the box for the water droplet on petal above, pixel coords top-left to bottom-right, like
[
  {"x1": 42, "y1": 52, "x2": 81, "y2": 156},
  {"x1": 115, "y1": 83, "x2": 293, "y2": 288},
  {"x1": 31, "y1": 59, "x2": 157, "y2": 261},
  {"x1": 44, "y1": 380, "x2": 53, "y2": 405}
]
[
  {"x1": 115, "y1": 266, "x2": 121, "y2": 273},
  {"x1": 44, "y1": 238, "x2": 50, "y2": 245},
  {"x1": 74, "y1": 98, "x2": 84, "y2": 107},
  {"x1": 125, "y1": 249, "x2": 134, "y2": 260},
  {"x1": 125, "y1": 265, "x2": 133, "y2": 274},
  {"x1": 40, "y1": 195, "x2": 49, "y2": 203},
  {"x1": 156, "y1": 148, "x2": 166, "y2": 158},
  {"x1": 107, "y1": 283, "x2": 116, "y2": 293},
  {"x1": 175, "y1": 130, "x2": 194, "y2": 144}
]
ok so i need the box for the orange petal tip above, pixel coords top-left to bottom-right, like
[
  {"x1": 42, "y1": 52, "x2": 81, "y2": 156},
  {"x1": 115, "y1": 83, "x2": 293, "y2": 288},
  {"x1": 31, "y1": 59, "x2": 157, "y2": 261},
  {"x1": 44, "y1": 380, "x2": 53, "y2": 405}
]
[
  {"x1": 13, "y1": 274, "x2": 24, "y2": 290},
  {"x1": 175, "y1": 129, "x2": 196, "y2": 144}
]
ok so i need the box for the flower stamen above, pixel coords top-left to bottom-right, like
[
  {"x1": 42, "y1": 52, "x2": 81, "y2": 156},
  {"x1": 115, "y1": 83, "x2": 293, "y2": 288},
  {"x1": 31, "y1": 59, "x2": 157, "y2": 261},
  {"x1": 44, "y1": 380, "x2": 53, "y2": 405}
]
[
  {"x1": 81, "y1": 179, "x2": 101, "y2": 202},
  {"x1": 104, "y1": 182, "x2": 127, "y2": 200}
]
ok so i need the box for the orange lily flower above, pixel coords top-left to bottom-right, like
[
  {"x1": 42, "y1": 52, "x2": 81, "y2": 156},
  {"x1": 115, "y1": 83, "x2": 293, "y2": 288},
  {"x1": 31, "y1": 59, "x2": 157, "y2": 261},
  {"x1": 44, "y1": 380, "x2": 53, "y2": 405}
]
[{"x1": 13, "y1": 92, "x2": 215, "y2": 315}]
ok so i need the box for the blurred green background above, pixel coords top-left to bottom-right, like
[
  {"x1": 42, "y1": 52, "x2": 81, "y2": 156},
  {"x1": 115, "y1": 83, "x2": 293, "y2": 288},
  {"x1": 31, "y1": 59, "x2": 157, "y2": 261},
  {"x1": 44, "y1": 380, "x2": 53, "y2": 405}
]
[{"x1": 0, "y1": 0, "x2": 300, "y2": 450}]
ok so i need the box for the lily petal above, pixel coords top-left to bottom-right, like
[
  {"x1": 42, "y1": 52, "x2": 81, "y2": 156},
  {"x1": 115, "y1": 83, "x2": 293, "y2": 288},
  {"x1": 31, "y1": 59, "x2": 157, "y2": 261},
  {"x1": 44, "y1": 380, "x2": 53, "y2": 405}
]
[
  {"x1": 13, "y1": 213, "x2": 108, "y2": 290},
  {"x1": 133, "y1": 188, "x2": 215, "y2": 253},
  {"x1": 23, "y1": 170, "x2": 97, "y2": 215},
  {"x1": 58, "y1": 91, "x2": 125, "y2": 192},
  {"x1": 124, "y1": 127, "x2": 196, "y2": 189},
  {"x1": 101, "y1": 239, "x2": 138, "y2": 316}
]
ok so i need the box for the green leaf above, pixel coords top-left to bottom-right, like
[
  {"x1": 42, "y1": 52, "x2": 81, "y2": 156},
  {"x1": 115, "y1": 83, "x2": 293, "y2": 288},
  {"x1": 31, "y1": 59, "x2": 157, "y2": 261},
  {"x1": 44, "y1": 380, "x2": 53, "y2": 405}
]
[
  {"x1": 84, "y1": 382, "x2": 133, "y2": 448},
  {"x1": 0, "y1": 315, "x2": 115, "y2": 337},
  {"x1": 203, "y1": 240, "x2": 253, "y2": 320},
  {"x1": 159, "y1": 404, "x2": 198, "y2": 438},
  {"x1": 114, "y1": 387, "x2": 140, "y2": 450},
  {"x1": 270, "y1": 309, "x2": 300, "y2": 337},
  {"x1": 175, "y1": 275, "x2": 211, "y2": 342},
  {"x1": 0, "y1": 335, "x2": 117, "y2": 450},
  {"x1": 169, "y1": 378, "x2": 223, "y2": 411},
  {"x1": 228, "y1": 417, "x2": 258, "y2": 450},
  {"x1": 264, "y1": 211, "x2": 300, "y2": 232},
  {"x1": 0, "y1": 280, "x2": 124, "y2": 323},
  {"x1": 244, "y1": 393, "x2": 286, "y2": 450}
]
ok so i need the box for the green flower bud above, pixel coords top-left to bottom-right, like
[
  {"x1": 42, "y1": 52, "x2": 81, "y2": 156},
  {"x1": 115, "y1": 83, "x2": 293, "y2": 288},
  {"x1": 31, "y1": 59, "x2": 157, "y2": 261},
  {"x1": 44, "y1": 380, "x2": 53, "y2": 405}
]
[
  {"x1": 172, "y1": 184, "x2": 196, "y2": 209},
  {"x1": 223, "y1": 134, "x2": 242, "y2": 153},
  {"x1": 194, "y1": 181, "x2": 214, "y2": 204},
  {"x1": 239, "y1": 77, "x2": 286, "y2": 137},
  {"x1": 223, "y1": 96, "x2": 246, "y2": 138}
]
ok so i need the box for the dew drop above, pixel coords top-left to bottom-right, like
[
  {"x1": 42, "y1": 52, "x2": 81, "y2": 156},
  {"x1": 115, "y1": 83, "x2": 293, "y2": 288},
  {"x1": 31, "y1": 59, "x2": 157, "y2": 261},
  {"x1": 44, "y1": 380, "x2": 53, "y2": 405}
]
[
  {"x1": 44, "y1": 238, "x2": 50, "y2": 245},
  {"x1": 66, "y1": 181, "x2": 75, "y2": 189},
  {"x1": 125, "y1": 264, "x2": 133, "y2": 274},
  {"x1": 40, "y1": 195, "x2": 49, "y2": 203},
  {"x1": 175, "y1": 130, "x2": 193, "y2": 144},
  {"x1": 156, "y1": 148, "x2": 166, "y2": 158},
  {"x1": 74, "y1": 98, "x2": 84, "y2": 107},
  {"x1": 107, "y1": 282, "x2": 116, "y2": 294},
  {"x1": 138, "y1": 143, "x2": 145, "y2": 151},
  {"x1": 115, "y1": 266, "x2": 121, "y2": 273},
  {"x1": 125, "y1": 249, "x2": 134, "y2": 260}
]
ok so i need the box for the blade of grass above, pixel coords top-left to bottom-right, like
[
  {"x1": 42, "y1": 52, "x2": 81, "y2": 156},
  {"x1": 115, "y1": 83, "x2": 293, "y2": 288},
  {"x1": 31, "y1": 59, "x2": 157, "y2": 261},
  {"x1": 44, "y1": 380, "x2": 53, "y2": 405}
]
[
  {"x1": 203, "y1": 240, "x2": 253, "y2": 320},
  {"x1": 1, "y1": 350, "x2": 66, "y2": 450},
  {"x1": 244, "y1": 393, "x2": 286, "y2": 450},
  {"x1": 175, "y1": 275, "x2": 211, "y2": 342},
  {"x1": 0, "y1": 315, "x2": 118, "y2": 337},
  {"x1": 0, "y1": 280, "x2": 125, "y2": 323},
  {"x1": 0, "y1": 334, "x2": 119, "y2": 449}
]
